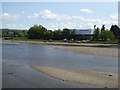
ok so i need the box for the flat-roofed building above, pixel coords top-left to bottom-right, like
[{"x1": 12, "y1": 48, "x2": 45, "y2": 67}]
[{"x1": 73, "y1": 29, "x2": 93, "y2": 40}]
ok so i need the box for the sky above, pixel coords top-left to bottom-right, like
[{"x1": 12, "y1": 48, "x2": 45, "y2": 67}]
[{"x1": 0, "y1": 2, "x2": 118, "y2": 31}]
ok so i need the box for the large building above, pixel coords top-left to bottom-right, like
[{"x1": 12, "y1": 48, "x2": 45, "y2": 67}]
[{"x1": 73, "y1": 29, "x2": 93, "y2": 40}]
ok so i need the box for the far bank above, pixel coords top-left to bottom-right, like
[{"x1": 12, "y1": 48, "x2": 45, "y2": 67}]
[{"x1": 2, "y1": 40, "x2": 118, "y2": 57}]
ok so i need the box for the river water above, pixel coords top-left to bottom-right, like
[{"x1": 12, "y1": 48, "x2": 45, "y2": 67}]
[{"x1": 2, "y1": 42, "x2": 118, "y2": 73}]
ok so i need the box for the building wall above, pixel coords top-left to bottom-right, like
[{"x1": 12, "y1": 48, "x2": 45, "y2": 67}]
[
  {"x1": 74, "y1": 29, "x2": 93, "y2": 40},
  {"x1": 74, "y1": 29, "x2": 92, "y2": 35}
]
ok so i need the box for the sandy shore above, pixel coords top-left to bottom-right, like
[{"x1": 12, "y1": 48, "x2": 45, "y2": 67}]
[
  {"x1": 50, "y1": 45, "x2": 118, "y2": 57},
  {"x1": 32, "y1": 65, "x2": 118, "y2": 88}
]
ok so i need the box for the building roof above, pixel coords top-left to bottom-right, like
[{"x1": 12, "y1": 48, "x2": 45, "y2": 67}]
[{"x1": 74, "y1": 29, "x2": 93, "y2": 35}]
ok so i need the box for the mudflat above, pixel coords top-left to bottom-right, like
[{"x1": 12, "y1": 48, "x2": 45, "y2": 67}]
[
  {"x1": 50, "y1": 45, "x2": 118, "y2": 57},
  {"x1": 32, "y1": 65, "x2": 118, "y2": 88},
  {"x1": 3, "y1": 40, "x2": 118, "y2": 57}
]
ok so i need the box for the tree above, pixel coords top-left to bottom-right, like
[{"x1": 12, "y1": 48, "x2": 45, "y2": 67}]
[
  {"x1": 22, "y1": 30, "x2": 28, "y2": 37},
  {"x1": 101, "y1": 25, "x2": 105, "y2": 31},
  {"x1": 53, "y1": 29, "x2": 62, "y2": 40},
  {"x1": 27, "y1": 24, "x2": 47, "y2": 39},
  {"x1": 70, "y1": 29, "x2": 75, "y2": 39},
  {"x1": 94, "y1": 25, "x2": 96, "y2": 29},
  {"x1": 93, "y1": 27, "x2": 100, "y2": 40},
  {"x1": 106, "y1": 30, "x2": 115, "y2": 40},
  {"x1": 62, "y1": 28, "x2": 71, "y2": 39},
  {"x1": 13, "y1": 31, "x2": 19, "y2": 37},
  {"x1": 99, "y1": 30, "x2": 107, "y2": 41},
  {"x1": 99, "y1": 25, "x2": 107, "y2": 41},
  {"x1": 44, "y1": 30, "x2": 53, "y2": 39},
  {"x1": 110, "y1": 25, "x2": 120, "y2": 39},
  {"x1": 99, "y1": 30, "x2": 114, "y2": 41}
]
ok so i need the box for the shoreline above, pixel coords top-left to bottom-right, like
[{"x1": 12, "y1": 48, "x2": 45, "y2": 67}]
[
  {"x1": 31, "y1": 65, "x2": 118, "y2": 88},
  {"x1": 2, "y1": 40, "x2": 118, "y2": 57},
  {"x1": 50, "y1": 45, "x2": 118, "y2": 57},
  {"x1": 2, "y1": 40, "x2": 118, "y2": 47}
]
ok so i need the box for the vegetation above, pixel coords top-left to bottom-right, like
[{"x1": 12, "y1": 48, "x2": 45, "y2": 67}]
[
  {"x1": 1, "y1": 28, "x2": 27, "y2": 39},
  {"x1": 1, "y1": 24, "x2": 120, "y2": 44},
  {"x1": 93, "y1": 25, "x2": 115, "y2": 41},
  {"x1": 28, "y1": 25, "x2": 47, "y2": 39},
  {"x1": 93, "y1": 26, "x2": 100, "y2": 41},
  {"x1": 27, "y1": 24, "x2": 74, "y2": 40},
  {"x1": 110, "y1": 25, "x2": 120, "y2": 40}
]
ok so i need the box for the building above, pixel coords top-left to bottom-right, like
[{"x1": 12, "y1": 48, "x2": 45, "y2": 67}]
[{"x1": 73, "y1": 29, "x2": 93, "y2": 40}]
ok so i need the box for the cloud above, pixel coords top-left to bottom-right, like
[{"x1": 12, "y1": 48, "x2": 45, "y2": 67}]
[
  {"x1": 47, "y1": 22, "x2": 77, "y2": 30},
  {"x1": 0, "y1": 13, "x2": 18, "y2": 20},
  {"x1": 27, "y1": 9, "x2": 93, "y2": 21},
  {"x1": 110, "y1": 13, "x2": 118, "y2": 21},
  {"x1": 27, "y1": 9, "x2": 71, "y2": 20},
  {"x1": 72, "y1": 13, "x2": 118, "y2": 29},
  {"x1": 28, "y1": 9, "x2": 118, "y2": 29},
  {"x1": 46, "y1": 13, "x2": 118, "y2": 30},
  {"x1": 80, "y1": 9, "x2": 93, "y2": 13},
  {"x1": 3, "y1": 24, "x2": 28, "y2": 29},
  {"x1": 21, "y1": 11, "x2": 25, "y2": 14},
  {"x1": 39, "y1": 9, "x2": 57, "y2": 20},
  {"x1": 6, "y1": 24, "x2": 17, "y2": 28},
  {"x1": 27, "y1": 13, "x2": 39, "y2": 19}
]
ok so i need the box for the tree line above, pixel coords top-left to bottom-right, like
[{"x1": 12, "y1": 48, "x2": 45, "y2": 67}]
[
  {"x1": 27, "y1": 24, "x2": 74, "y2": 40},
  {"x1": 27, "y1": 24, "x2": 120, "y2": 41},
  {"x1": 1, "y1": 24, "x2": 120, "y2": 41},
  {"x1": 93, "y1": 25, "x2": 114, "y2": 41}
]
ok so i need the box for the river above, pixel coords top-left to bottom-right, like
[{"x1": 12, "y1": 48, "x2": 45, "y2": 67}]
[{"x1": 2, "y1": 42, "x2": 118, "y2": 88}]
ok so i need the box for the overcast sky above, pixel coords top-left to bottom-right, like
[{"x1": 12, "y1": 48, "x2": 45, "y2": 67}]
[{"x1": 0, "y1": 2, "x2": 118, "y2": 30}]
